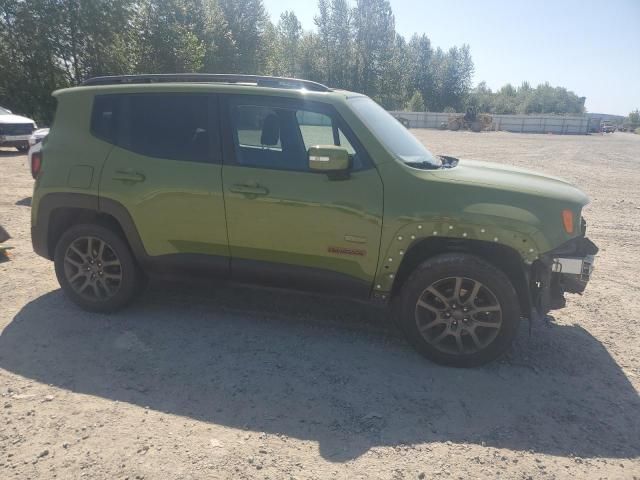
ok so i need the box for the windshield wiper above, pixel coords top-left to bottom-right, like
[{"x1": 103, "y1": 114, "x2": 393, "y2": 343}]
[
  {"x1": 404, "y1": 159, "x2": 443, "y2": 170},
  {"x1": 438, "y1": 155, "x2": 459, "y2": 168}
]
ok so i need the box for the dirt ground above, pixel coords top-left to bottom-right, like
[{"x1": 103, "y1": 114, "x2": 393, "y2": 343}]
[{"x1": 1, "y1": 130, "x2": 639, "y2": 479}]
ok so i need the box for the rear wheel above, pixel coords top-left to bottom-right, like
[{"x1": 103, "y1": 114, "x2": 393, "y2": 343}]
[
  {"x1": 54, "y1": 224, "x2": 142, "y2": 312},
  {"x1": 16, "y1": 143, "x2": 29, "y2": 152},
  {"x1": 396, "y1": 253, "x2": 521, "y2": 367}
]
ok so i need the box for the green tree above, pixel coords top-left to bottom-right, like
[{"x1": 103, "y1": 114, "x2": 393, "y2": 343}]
[
  {"x1": 135, "y1": 0, "x2": 206, "y2": 74},
  {"x1": 313, "y1": 0, "x2": 353, "y2": 88},
  {"x1": 298, "y1": 31, "x2": 324, "y2": 83},
  {"x1": 218, "y1": 0, "x2": 269, "y2": 73},
  {"x1": 406, "y1": 91, "x2": 425, "y2": 112},
  {"x1": 433, "y1": 45, "x2": 474, "y2": 112},
  {"x1": 352, "y1": 0, "x2": 396, "y2": 102},
  {"x1": 407, "y1": 34, "x2": 435, "y2": 109},
  {"x1": 275, "y1": 11, "x2": 303, "y2": 77}
]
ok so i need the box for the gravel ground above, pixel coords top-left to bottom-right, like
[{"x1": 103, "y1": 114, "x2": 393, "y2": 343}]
[{"x1": 1, "y1": 130, "x2": 639, "y2": 479}]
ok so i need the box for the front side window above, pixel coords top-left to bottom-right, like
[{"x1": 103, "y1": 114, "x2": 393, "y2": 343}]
[
  {"x1": 229, "y1": 98, "x2": 364, "y2": 171},
  {"x1": 296, "y1": 111, "x2": 355, "y2": 155},
  {"x1": 235, "y1": 105, "x2": 282, "y2": 151}
]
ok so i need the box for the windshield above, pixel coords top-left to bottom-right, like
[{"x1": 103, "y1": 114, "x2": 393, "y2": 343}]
[
  {"x1": 0, "y1": 107, "x2": 10, "y2": 115},
  {"x1": 348, "y1": 96, "x2": 441, "y2": 168}
]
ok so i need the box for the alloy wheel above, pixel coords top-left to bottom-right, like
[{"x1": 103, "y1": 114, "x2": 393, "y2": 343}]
[
  {"x1": 414, "y1": 276, "x2": 503, "y2": 355},
  {"x1": 63, "y1": 236, "x2": 122, "y2": 301}
]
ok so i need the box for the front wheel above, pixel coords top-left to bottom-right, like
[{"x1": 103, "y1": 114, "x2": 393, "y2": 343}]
[
  {"x1": 16, "y1": 143, "x2": 29, "y2": 152},
  {"x1": 54, "y1": 224, "x2": 143, "y2": 312},
  {"x1": 396, "y1": 253, "x2": 521, "y2": 367}
]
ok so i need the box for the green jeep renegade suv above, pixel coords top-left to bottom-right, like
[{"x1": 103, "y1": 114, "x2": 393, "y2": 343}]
[{"x1": 31, "y1": 74, "x2": 598, "y2": 367}]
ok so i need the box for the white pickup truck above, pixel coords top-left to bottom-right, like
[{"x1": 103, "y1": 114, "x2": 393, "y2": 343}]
[{"x1": 0, "y1": 106, "x2": 37, "y2": 152}]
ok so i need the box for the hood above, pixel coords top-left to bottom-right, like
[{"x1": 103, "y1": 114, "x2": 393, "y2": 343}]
[
  {"x1": 0, "y1": 113, "x2": 35, "y2": 125},
  {"x1": 433, "y1": 159, "x2": 590, "y2": 206}
]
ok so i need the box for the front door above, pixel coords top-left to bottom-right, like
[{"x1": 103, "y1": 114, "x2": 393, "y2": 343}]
[
  {"x1": 221, "y1": 95, "x2": 383, "y2": 297},
  {"x1": 98, "y1": 92, "x2": 229, "y2": 274}
]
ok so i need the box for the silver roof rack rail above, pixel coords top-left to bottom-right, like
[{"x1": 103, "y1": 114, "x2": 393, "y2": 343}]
[{"x1": 82, "y1": 74, "x2": 331, "y2": 92}]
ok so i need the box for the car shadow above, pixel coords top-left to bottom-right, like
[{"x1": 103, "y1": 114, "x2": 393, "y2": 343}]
[
  {"x1": 1, "y1": 283, "x2": 638, "y2": 462},
  {"x1": 15, "y1": 197, "x2": 31, "y2": 206}
]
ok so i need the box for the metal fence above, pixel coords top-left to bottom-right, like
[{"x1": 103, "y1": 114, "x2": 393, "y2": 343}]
[{"x1": 389, "y1": 111, "x2": 592, "y2": 134}]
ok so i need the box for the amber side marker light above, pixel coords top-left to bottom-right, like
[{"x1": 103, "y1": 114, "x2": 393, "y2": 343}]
[{"x1": 562, "y1": 209, "x2": 574, "y2": 233}]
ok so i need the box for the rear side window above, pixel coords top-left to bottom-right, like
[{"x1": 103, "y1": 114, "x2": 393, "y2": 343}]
[
  {"x1": 91, "y1": 93, "x2": 216, "y2": 163},
  {"x1": 91, "y1": 95, "x2": 118, "y2": 143}
]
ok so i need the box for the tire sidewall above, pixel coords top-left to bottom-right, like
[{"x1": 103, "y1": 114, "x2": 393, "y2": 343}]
[
  {"x1": 397, "y1": 253, "x2": 521, "y2": 367},
  {"x1": 54, "y1": 224, "x2": 140, "y2": 313}
]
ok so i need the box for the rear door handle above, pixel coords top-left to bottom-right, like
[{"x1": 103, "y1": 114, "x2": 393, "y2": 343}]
[
  {"x1": 113, "y1": 170, "x2": 146, "y2": 183},
  {"x1": 230, "y1": 184, "x2": 269, "y2": 196}
]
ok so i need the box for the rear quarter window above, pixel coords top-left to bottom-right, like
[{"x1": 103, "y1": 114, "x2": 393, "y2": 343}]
[
  {"x1": 90, "y1": 95, "x2": 118, "y2": 143},
  {"x1": 90, "y1": 93, "x2": 217, "y2": 164}
]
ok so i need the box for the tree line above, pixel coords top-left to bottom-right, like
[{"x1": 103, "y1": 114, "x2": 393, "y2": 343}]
[{"x1": 1, "y1": 0, "x2": 585, "y2": 125}]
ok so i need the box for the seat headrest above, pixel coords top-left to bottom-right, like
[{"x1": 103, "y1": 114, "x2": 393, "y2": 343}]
[{"x1": 261, "y1": 113, "x2": 280, "y2": 146}]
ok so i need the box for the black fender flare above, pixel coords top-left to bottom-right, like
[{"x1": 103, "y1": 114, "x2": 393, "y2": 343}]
[{"x1": 32, "y1": 193, "x2": 147, "y2": 261}]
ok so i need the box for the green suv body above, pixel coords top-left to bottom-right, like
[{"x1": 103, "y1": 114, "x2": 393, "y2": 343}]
[{"x1": 31, "y1": 74, "x2": 598, "y2": 367}]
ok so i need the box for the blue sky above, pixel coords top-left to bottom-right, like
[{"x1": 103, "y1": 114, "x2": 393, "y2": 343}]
[{"x1": 263, "y1": 0, "x2": 639, "y2": 116}]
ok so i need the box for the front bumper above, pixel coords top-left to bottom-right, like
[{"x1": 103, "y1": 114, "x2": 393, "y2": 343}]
[
  {"x1": 0, "y1": 135, "x2": 30, "y2": 147},
  {"x1": 551, "y1": 254, "x2": 596, "y2": 294},
  {"x1": 530, "y1": 234, "x2": 598, "y2": 314}
]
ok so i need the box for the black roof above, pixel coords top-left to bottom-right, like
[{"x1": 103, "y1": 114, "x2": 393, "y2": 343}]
[{"x1": 82, "y1": 74, "x2": 331, "y2": 92}]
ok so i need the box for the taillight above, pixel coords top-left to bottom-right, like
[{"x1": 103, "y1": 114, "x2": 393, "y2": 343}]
[
  {"x1": 31, "y1": 151, "x2": 42, "y2": 179},
  {"x1": 562, "y1": 209, "x2": 574, "y2": 234}
]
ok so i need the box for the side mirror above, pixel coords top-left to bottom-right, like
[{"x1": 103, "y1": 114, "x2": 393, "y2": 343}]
[{"x1": 308, "y1": 145, "x2": 350, "y2": 178}]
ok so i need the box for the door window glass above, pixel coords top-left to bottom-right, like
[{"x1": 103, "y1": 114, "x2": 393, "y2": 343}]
[
  {"x1": 121, "y1": 94, "x2": 210, "y2": 162},
  {"x1": 296, "y1": 111, "x2": 355, "y2": 155},
  {"x1": 229, "y1": 99, "x2": 363, "y2": 171}
]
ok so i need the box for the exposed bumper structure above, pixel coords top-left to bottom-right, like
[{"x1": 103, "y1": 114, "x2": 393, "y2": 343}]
[
  {"x1": 530, "y1": 231, "x2": 598, "y2": 316},
  {"x1": 551, "y1": 254, "x2": 596, "y2": 295}
]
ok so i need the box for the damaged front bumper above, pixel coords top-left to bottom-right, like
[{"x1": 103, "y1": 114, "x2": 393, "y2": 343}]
[
  {"x1": 529, "y1": 230, "x2": 599, "y2": 316},
  {"x1": 551, "y1": 254, "x2": 596, "y2": 294}
]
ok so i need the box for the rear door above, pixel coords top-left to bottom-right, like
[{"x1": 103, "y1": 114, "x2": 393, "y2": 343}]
[
  {"x1": 221, "y1": 95, "x2": 384, "y2": 297},
  {"x1": 97, "y1": 92, "x2": 229, "y2": 274}
]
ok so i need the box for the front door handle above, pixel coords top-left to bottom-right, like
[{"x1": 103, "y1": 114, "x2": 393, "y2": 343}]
[
  {"x1": 113, "y1": 170, "x2": 146, "y2": 183},
  {"x1": 230, "y1": 184, "x2": 269, "y2": 196}
]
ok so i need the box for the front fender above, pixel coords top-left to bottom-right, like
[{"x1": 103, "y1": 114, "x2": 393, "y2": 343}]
[{"x1": 372, "y1": 215, "x2": 546, "y2": 296}]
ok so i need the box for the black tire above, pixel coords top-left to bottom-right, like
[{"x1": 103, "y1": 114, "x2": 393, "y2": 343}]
[
  {"x1": 16, "y1": 144, "x2": 29, "y2": 152},
  {"x1": 396, "y1": 253, "x2": 521, "y2": 367},
  {"x1": 54, "y1": 223, "x2": 142, "y2": 313}
]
